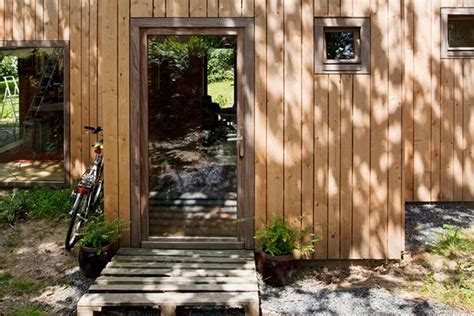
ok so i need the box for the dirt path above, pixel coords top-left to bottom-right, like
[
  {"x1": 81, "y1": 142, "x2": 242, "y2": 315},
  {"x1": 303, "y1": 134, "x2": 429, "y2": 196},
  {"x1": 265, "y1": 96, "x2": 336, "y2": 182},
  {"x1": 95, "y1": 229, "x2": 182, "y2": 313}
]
[{"x1": 0, "y1": 220, "x2": 93, "y2": 315}]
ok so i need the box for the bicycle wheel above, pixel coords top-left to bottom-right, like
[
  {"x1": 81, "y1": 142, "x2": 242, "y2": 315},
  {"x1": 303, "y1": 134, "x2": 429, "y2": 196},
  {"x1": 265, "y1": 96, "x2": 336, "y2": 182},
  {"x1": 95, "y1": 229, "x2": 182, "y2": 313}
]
[{"x1": 65, "y1": 193, "x2": 90, "y2": 250}]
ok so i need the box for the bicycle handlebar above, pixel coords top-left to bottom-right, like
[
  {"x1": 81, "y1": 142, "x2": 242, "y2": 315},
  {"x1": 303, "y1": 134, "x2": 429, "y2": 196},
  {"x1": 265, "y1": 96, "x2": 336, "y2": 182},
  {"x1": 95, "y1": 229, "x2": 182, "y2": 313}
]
[{"x1": 84, "y1": 126, "x2": 103, "y2": 134}]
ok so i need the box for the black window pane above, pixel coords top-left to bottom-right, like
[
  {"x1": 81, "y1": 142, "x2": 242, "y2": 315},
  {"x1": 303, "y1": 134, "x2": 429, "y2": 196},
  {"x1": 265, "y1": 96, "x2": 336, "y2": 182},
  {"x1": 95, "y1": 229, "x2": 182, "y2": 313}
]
[
  {"x1": 448, "y1": 15, "x2": 474, "y2": 47},
  {"x1": 325, "y1": 31, "x2": 356, "y2": 60}
]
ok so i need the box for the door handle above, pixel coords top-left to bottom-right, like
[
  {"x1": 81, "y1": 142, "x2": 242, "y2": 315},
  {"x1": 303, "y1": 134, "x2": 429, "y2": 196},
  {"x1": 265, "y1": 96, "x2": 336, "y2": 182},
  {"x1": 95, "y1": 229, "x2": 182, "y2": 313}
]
[{"x1": 226, "y1": 128, "x2": 245, "y2": 158}]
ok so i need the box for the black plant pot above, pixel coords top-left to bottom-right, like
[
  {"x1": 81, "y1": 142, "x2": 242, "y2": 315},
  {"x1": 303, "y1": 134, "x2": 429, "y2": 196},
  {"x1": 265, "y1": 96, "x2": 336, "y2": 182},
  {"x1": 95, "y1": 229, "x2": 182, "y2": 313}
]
[
  {"x1": 258, "y1": 252, "x2": 294, "y2": 287},
  {"x1": 78, "y1": 243, "x2": 115, "y2": 278}
]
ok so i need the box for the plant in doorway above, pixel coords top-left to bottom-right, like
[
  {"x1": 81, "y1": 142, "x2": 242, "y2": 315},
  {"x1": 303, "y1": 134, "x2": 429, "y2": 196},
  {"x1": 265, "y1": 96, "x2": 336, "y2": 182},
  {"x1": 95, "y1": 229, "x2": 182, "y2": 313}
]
[
  {"x1": 255, "y1": 215, "x2": 322, "y2": 287},
  {"x1": 78, "y1": 217, "x2": 123, "y2": 278}
]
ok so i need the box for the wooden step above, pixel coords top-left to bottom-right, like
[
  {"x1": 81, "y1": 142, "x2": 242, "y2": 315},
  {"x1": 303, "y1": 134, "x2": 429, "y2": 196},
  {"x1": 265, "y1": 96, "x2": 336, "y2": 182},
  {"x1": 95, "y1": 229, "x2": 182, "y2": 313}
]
[
  {"x1": 77, "y1": 249, "x2": 259, "y2": 316},
  {"x1": 77, "y1": 292, "x2": 259, "y2": 316}
]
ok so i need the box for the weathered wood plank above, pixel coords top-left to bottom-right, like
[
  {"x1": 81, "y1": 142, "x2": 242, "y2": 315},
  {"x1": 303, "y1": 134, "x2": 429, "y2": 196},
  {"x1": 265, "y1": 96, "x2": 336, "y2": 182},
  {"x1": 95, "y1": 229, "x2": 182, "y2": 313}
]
[
  {"x1": 413, "y1": 0, "x2": 431, "y2": 201},
  {"x1": 78, "y1": 292, "x2": 259, "y2": 307},
  {"x1": 13, "y1": 0, "x2": 24, "y2": 41},
  {"x1": 89, "y1": 0, "x2": 98, "y2": 136},
  {"x1": 59, "y1": 0, "x2": 70, "y2": 41},
  {"x1": 370, "y1": 0, "x2": 389, "y2": 259},
  {"x1": 301, "y1": 0, "x2": 314, "y2": 257},
  {"x1": 166, "y1": 0, "x2": 189, "y2": 17},
  {"x1": 5, "y1": 0, "x2": 14, "y2": 40},
  {"x1": 403, "y1": 0, "x2": 414, "y2": 201},
  {"x1": 24, "y1": 0, "x2": 36, "y2": 40},
  {"x1": 0, "y1": 0, "x2": 5, "y2": 40},
  {"x1": 242, "y1": 0, "x2": 254, "y2": 17},
  {"x1": 190, "y1": 0, "x2": 207, "y2": 17},
  {"x1": 207, "y1": 0, "x2": 219, "y2": 17},
  {"x1": 219, "y1": 0, "x2": 241, "y2": 17},
  {"x1": 340, "y1": 74, "x2": 353, "y2": 259},
  {"x1": 283, "y1": 0, "x2": 302, "y2": 228},
  {"x1": 107, "y1": 261, "x2": 256, "y2": 270},
  {"x1": 463, "y1": 60, "x2": 474, "y2": 200},
  {"x1": 101, "y1": 268, "x2": 257, "y2": 277},
  {"x1": 131, "y1": 0, "x2": 153, "y2": 17},
  {"x1": 99, "y1": 0, "x2": 119, "y2": 219},
  {"x1": 453, "y1": 59, "x2": 463, "y2": 201},
  {"x1": 314, "y1": 0, "x2": 328, "y2": 16},
  {"x1": 387, "y1": 0, "x2": 403, "y2": 259},
  {"x1": 89, "y1": 283, "x2": 259, "y2": 292},
  {"x1": 439, "y1": 0, "x2": 455, "y2": 202},
  {"x1": 114, "y1": 255, "x2": 253, "y2": 263},
  {"x1": 327, "y1": 74, "x2": 341, "y2": 259},
  {"x1": 328, "y1": 0, "x2": 340, "y2": 16},
  {"x1": 153, "y1": 0, "x2": 166, "y2": 17},
  {"x1": 431, "y1": 0, "x2": 441, "y2": 201},
  {"x1": 314, "y1": 75, "x2": 329, "y2": 259},
  {"x1": 69, "y1": 0, "x2": 83, "y2": 178},
  {"x1": 118, "y1": 248, "x2": 254, "y2": 257},
  {"x1": 118, "y1": 0, "x2": 131, "y2": 246},
  {"x1": 44, "y1": 0, "x2": 59, "y2": 40},
  {"x1": 266, "y1": 0, "x2": 285, "y2": 219},
  {"x1": 96, "y1": 276, "x2": 257, "y2": 284},
  {"x1": 254, "y1": 0, "x2": 267, "y2": 231},
  {"x1": 81, "y1": 0, "x2": 91, "y2": 172},
  {"x1": 351, "y1": 75, "x2": 370, "y2": 259}
]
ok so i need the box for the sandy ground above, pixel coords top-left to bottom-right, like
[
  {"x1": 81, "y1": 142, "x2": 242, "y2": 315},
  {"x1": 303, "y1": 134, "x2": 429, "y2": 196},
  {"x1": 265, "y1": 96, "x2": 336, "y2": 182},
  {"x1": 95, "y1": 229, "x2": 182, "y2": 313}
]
[{"x1": 0, "y1": 220, "x2": 93, "y2": 315}]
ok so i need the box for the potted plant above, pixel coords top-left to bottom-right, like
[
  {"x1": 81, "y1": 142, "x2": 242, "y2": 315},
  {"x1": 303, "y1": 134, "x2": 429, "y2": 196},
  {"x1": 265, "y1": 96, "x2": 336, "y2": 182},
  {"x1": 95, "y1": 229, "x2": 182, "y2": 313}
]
[
  {"x1": 255, "y1": 215, "x2": 321, "y2": 287},
  {"x1": 78, "y1": 217, "x2": 123, "y2": 278}
]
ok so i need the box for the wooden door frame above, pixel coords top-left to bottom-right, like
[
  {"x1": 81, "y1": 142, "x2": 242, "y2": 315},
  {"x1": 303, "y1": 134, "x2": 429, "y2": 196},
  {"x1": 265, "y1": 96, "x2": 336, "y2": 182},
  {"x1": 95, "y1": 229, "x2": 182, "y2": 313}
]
[{"x1": 130, "y1": 18, "x2": 255, "y2": 249}]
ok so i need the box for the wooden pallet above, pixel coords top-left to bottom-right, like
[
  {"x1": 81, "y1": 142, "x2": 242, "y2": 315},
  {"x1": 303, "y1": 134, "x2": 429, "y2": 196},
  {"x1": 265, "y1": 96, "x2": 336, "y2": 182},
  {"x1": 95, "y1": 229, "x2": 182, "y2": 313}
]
[{"x1": 77, "y1": 248, "x2": 260, "y2": 316}]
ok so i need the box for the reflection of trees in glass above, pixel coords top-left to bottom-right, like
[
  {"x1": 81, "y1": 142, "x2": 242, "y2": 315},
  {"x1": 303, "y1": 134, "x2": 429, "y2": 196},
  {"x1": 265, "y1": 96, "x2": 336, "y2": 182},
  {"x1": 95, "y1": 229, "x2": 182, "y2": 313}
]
[
  {"x1": 448, "y1": 16, "x2": 474, "y2": 47},
  {"x1": 325, "y1": 31, "x2": 355, "y2": 60},
  {"x1": 148, "y1": 36, "x2": 236, "y2": 82}
]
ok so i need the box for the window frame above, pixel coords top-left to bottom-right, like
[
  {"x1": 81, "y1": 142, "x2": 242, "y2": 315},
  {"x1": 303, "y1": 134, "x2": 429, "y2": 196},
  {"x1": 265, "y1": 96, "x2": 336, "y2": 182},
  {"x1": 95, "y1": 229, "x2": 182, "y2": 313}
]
[
  {"x1": 314, "y1": 17, "x2": 370, "y2": 74},
  {"x1": 0, "y1": 40, "x2": 70, "y2": 187},
  {"x1": 441, "y1": 8, "x2": 474, "y2": 58}
]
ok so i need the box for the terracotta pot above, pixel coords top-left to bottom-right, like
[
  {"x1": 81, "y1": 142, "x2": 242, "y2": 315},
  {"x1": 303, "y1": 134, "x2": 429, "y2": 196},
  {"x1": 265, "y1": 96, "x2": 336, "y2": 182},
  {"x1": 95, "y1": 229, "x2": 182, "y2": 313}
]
[
  {"x1": 258, "y1": 252, "x2": 294, "y2": 287},
  {"x1": 78, "y1": 243, "x2": 115, "y2": 278}
]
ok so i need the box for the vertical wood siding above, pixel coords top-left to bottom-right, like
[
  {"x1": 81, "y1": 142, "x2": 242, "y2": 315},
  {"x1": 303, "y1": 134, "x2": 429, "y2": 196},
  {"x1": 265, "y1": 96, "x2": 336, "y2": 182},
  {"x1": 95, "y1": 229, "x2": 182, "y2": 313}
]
[
  {"x1": 7, "y1": 0, "x2": 470, "y2": 256},
  {"x1": 404, "y1": 0, "x2": 474, "y2": 202}
]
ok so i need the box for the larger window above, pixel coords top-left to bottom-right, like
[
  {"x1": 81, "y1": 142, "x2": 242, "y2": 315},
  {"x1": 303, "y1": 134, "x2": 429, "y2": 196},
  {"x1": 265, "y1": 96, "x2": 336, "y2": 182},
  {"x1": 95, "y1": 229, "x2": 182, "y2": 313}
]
[
  {"x1": 0, "y1": 42, "x2": 68, "y2": 185},
  {"x1": 441, "y1": 8, "x2": 474, "y2": 58}
]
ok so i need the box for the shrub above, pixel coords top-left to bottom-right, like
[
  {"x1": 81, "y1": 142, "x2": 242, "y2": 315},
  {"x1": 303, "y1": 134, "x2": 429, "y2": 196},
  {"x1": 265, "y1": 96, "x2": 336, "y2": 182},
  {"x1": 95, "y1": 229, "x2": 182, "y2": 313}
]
[
  {"x1": 0, "y1": 56, "x2": 18, "y2": 77},
  {"x1": 80, "y1": 217, "x2": 123, "y2": 253},
  {"x1": 255, "y1": 215, "x2": 322, "y2": 257}
]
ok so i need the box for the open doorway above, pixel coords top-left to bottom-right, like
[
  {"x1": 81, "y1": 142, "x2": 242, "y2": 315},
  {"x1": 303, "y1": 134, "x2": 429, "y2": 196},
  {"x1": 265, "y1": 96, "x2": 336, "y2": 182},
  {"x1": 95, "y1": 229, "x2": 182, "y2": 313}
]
[{"x1": 147, "y1": 34, "x2": 239, "y2": 239}]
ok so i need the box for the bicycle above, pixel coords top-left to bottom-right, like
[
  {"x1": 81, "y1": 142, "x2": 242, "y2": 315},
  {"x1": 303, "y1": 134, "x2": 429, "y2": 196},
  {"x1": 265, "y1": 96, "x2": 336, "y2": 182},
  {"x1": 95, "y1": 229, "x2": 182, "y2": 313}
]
[{"x1": 65, "y1": 126, "x2": 104, "y2": 250}]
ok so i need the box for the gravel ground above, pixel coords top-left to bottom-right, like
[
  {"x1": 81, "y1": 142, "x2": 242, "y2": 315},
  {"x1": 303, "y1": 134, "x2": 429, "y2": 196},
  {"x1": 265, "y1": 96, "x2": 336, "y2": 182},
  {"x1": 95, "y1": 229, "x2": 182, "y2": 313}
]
[
  {"x1": 261, "y1": 280, "x2": 455, "y2": 315},
  {"x1": 259, "y1": 203, "x2": 474, "y2": 315},
  {"x1": 405, "y1": 203, "x2": 474, "y2": 251}
]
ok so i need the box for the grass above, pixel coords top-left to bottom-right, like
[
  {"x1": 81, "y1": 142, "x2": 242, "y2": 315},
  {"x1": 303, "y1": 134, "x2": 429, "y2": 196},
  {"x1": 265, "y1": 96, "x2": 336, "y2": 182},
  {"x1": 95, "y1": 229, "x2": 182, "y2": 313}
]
[
  {"x1": 208, "y1": 80, "x2": 234, "y2": 108},
  {"x1": 0, "y1": 272, "x2": 41, "y2": 297},
  {"x1": 0, "y1": 187, "x2": 71, "y2": 225},
  {"x1": 12, "y1": 306, "x2": 47, "y2": 316},
  {"x1": 420, "y1": 226, "x2": 474, "y2": 311}
]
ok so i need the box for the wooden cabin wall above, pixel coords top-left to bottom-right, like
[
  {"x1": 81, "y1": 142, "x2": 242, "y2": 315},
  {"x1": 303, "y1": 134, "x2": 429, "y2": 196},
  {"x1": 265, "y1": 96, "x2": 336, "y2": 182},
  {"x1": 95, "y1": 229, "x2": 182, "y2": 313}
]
[
  {"x1": 404, "y1": 0, "x2": 474, "y2": 202},
  {"x1": 0, "y1": 0, "x2": 130, "y2": 242},
  {"x1": 6, "y1": 0, "x2": 472, "y2": 258},
  {"x1": 254, "y1": 0, "x2": 404, "y2": 260}
]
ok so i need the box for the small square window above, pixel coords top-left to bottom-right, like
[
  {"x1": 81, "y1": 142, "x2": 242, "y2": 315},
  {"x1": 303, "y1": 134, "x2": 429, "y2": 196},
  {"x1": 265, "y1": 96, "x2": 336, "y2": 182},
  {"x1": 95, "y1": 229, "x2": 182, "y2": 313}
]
[
  {"x1": 324, "y1": 28, "x2": 360, "y2": 62},
  {"x1": 315, "y1": 18, "x2": 370, "y2": 74},
  {"x1": 441, "y1": 8, "x2": 474, "y2": 58}
]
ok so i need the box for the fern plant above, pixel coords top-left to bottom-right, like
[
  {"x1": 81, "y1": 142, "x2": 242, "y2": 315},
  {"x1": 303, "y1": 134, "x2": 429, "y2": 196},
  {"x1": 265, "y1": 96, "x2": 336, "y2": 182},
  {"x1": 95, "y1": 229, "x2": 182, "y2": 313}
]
[{"x1": 255, "y1": 215, "x2": 322, "y2": 257}]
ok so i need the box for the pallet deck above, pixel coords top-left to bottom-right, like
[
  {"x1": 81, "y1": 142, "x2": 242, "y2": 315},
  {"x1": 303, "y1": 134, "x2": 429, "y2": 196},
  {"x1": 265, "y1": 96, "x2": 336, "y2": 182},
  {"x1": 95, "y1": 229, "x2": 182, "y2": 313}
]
[{"x1": 77, "y1": 248, "x2": 260, "y2": 315}]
